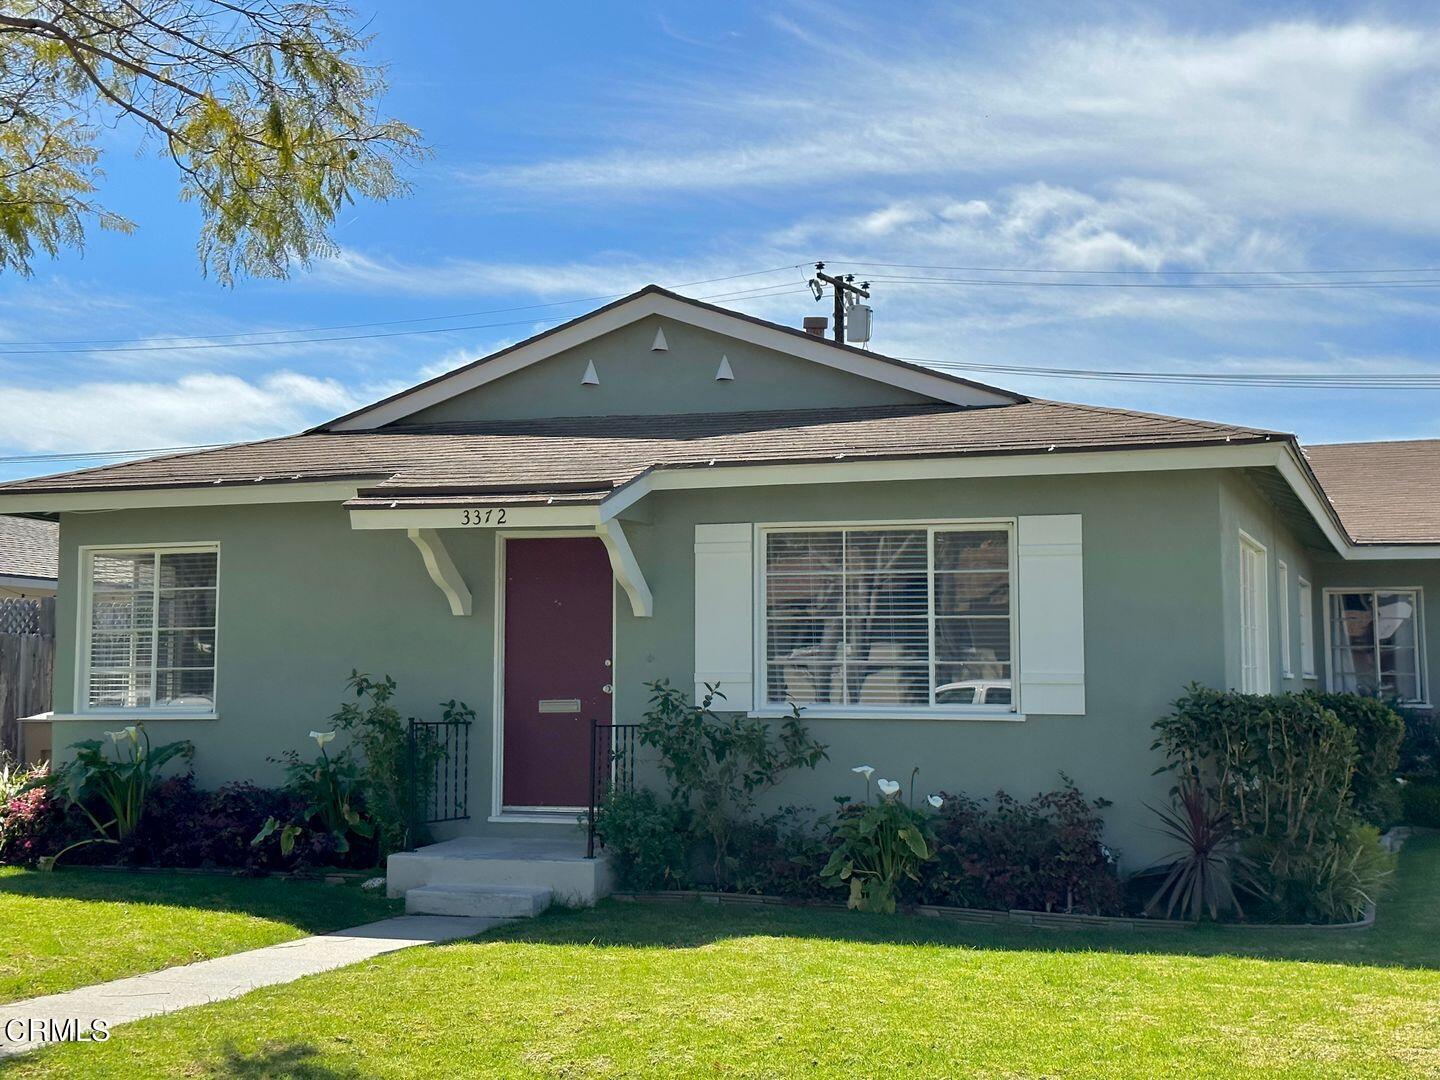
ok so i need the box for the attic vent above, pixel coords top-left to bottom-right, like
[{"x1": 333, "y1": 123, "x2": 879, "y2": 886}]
[
  {"x1": 715, "y1": 355, "x2": 734, "y2": 381},
  {"x1": 651, "y1": 327, "x2": 669, "y2": 351},
  {"x1": 581, "y1": 359, "x2": 599, "y2": 386}
]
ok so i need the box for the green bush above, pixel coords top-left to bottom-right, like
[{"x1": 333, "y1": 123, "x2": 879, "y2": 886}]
[
  {"x1": 1252, "y1": 823, "x2": 1394, "y2": 924},
  {"x1": 1314, "y1": 693, "x2": 1405, "y2": 828},
  {"x1": 1401, "y1": 778, "x2": 1440, "y2": 826},
  {"x1": 1151, "y1": 686, "x2": 1405, "y2": 923},
  {"x1": 821, "y1": 770, "x2": 937, "y2": 914},
  {"x1": 591, "y1": 787, "x2": 690, "y2": 891},
  {"x1": 638, "y1": 679, "x2": 826, "y2": 889},
  {"x1": 1154, "y1": 686, "x2": 1358, "y2": 851}
]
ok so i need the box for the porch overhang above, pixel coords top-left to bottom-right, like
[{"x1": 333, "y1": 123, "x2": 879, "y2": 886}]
[{"x1": 346, "y1": 493, "x2": 653, "y2": 618}]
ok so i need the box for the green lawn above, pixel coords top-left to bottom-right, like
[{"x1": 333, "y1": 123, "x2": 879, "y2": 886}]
[
  {"x1": 11, "y1": 836, "x2": 1440, "y2": 1078},
  {"x1": 0, "y1": 868, "x2": 398, "y2": 1003}
]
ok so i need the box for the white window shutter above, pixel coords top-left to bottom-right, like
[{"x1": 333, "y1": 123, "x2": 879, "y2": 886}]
[
  {"x1": 694, "y1": 524, "x2": 754, "y2": 711},
  {"x1": 1017, "y1": 515, "x2": 1085, "y2": 715}
]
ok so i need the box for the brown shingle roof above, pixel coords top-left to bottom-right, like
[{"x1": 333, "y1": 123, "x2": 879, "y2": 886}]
[
  {"x1": 0, "y1": 401, "x2": 1285, "y2": 502},
  {"x1": 1306, "y1": 440, "x2": 1440, "y2": 544},
  {"x1": 0, "y1": 515, "x2": 58, "y2": 580}
]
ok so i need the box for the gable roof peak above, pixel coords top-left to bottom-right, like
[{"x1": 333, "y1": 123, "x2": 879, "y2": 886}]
[{"x1": 316, "y1": 285, "x2": 1025, "y2": 433}]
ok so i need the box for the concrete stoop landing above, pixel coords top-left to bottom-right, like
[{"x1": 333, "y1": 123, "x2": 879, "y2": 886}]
[{"x1": 388, "y1": 836, "x2": 613, "y2": 917}]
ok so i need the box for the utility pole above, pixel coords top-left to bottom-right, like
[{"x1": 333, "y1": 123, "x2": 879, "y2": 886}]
[{"x1": 809, "y1": 262, "x2": 871, "y2": 344}]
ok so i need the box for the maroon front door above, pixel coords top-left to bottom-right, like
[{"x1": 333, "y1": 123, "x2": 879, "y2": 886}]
[{"x1": 502, "y1": 537, "x2": 614, "y2": 809}]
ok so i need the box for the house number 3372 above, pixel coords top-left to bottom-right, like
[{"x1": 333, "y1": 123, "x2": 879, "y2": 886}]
[{"x1": 460, "y1": 508, "x2": 508, "y2": 526}]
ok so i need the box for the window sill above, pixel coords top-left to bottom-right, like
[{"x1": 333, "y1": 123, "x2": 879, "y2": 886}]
[
  {"x1": 748, "y1": 708, "x2": 1025, "y2": 723},
  {"x1": 54, "y1": 711, "x2": 219, "y2": 723}
]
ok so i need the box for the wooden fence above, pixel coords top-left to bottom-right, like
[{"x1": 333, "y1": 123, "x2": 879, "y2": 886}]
[{"x1": 0, "y1": 597, "x2": 55, "y2": 761}]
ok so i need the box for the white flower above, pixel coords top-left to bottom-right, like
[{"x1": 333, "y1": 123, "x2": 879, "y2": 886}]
[
  {"x1": 926, "y1": 794, "x2": 943, "y2": 808},
  {"x1": 851, "y1": 765, "x2": 875, "y2": 779},
  {"x1": 105, "y1": 730, "x2": 128, "y2": 744},
  {"x1": 309, "y1": 730, "x2": 336, "y2": 749},
  {"x1": 1396, "y1": 777, "x2": 1409, "y2": 786},
  {"x1": 876, "y1": 779, "x2": 901, "y2": 797}
]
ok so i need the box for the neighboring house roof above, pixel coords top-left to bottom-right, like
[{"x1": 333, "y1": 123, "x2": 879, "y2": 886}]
[
  {"x1": 1306, "y1": 439, "x2": 1440, "y2": 544},
  {"x1": 318, "y1": 285, "x2": 1027, "y2": 431},
  {"x1": 0, "y1": 401, "x2": 1285, "y2": 500},
  {"x1": 0, "y1": 515, "x2": 58, "y2": 582}
]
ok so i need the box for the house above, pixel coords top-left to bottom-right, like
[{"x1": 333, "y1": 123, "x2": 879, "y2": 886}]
[
  {"x1": 0, "y1": 515, "x2": 58, "y2": 599},
  {"x1": 0, "y1": 285, "x2": 1432, "y2": 899}
]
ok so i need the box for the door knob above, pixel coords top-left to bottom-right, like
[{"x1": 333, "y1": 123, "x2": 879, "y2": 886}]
[{"x1": 602, "y1": 684, "x2": 614, "y2": 695}]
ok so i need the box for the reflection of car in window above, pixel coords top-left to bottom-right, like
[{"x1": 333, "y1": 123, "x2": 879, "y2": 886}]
[{"x1": 934, "y1": 680, "x2": 1012, "y2": 706}]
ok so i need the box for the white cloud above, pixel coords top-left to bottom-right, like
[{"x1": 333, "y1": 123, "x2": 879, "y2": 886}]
[
  {"x1": 0, "y1": 372, "x2": 362, "y2": 453},
  {"x1": 469, "y1": 18, "x2": 1440, "y2": 233}
]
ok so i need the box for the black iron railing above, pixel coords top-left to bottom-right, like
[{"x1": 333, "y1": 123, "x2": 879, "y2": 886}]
[
  {"x1": 587, "y1": 720, "x2": 641, "y2": 858},
  {"x1": 406, "y1": 717, "x2": 471, "y2": 836}
]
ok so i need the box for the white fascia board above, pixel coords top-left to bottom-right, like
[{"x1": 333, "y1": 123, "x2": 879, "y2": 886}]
[
  {"x1": 600, "y1": 442, "x2": 1285, "y2": 522},
  {"x1": 349, "y1": 505, "x2": 602, "y2": 530},
  {"x1": 0, "y1": 575, "x2": 56, "y2": 592},
  {"x1": 328, "y1": 292, "x2": 1013, "y2": 432},
  {"x1": 0, "y1": 480, "x2": 363, "y2": 514}
]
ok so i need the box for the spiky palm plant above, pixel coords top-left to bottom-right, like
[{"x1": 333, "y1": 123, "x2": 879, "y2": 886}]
[{"x1": 1147, "y1": 780, "x2": 1256, "y2": 921}]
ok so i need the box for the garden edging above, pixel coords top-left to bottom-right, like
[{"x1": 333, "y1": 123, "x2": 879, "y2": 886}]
[{"x1": 610, "y1": 890, "x2": 1377, "y2": 932}]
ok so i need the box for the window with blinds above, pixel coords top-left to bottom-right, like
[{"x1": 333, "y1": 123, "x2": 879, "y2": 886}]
[
  {"x1": 762, "y1": 525, "x2": 1013, "y2": 711},
  {"x1": 85, "y1": 547, "x2": 219, "y2": 712}
]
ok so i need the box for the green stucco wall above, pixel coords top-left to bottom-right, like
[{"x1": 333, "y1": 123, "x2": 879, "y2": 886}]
[
  {"x1": 1217, "y1": 472, "x2": 1320, "y2": 694},
  {"x1": 395, "y1": 316, "x2": 935, "y2": 425},
  {"x1": 54, "y1": 466, "x2": 1241, "y2": 867}
]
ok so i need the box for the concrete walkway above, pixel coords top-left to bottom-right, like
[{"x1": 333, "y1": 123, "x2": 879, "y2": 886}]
[{"x1": 0, "y1": 914, "x2": 500, "y2": 1057}]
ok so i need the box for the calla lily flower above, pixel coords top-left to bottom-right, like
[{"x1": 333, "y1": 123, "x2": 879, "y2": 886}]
[
  {"x1": 309, "y1": 730, "x2": 336, "y2": 749},
  {"x1": 876, "y1": 778, "x2": 901, "y2": 797},
  {"x1": 851, "y1": 765, "x2": 875, "y2": 778},
  {"x1": 927, "y1": 794, "x2": 943, "y2": 808},
  {"x1": 105, "y1": 730, "x2": 128, "y2": 744}
]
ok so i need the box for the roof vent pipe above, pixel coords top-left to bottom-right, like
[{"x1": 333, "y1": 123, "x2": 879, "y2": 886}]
[{"x1": 802, "y1": 316, "x2": 828, "y2": 337}]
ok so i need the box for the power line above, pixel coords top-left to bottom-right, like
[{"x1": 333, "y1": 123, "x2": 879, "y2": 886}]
[
  {"x1": 910, "y1": 357, "x2": 1440, "y2": 389},
  {"x1": 865, "y1": 274, "x2": 1440, "y2": 289},
  {"x1": 0, "y1": 265, "x2": 808, "y2": 352},
  {"x1": 0, "y1": 280, "x2": 812, "y2": 357},
  {"x1": 842, "y1": 260, "x2": 1440, "y2": 276},
  {"x1": 0, "y1": 442, "x2": 236, "y2": 465}
]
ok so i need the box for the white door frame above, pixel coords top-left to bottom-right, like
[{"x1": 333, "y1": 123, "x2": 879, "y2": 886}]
[{"x1": 489, "y1": 530, "x2": 618, "y2": 822}]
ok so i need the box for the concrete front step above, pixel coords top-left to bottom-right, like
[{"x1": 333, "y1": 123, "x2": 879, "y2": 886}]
[
  {"x1": 387, "y1": 837, "x2": 613, "y2": 906},
  {"x1": 405, "y1": 883, "x2": 553, "y2": 919}
]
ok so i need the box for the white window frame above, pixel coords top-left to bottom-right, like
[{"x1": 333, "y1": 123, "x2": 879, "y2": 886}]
[
  {"x1": 1322, "y1": 586, "x2": 1428, "y2": 707},
  {"x1": 1277, "y1": 559, "x2": 1293, "y2": 678},
  {"x1": 75, "y1": 542, "x2": 221, "y2": 720},
  {"x1": 1298, "y1": 576, "x2": 1316, "y2": 679},
  {"x1": 752, "y1": 518, "x2": 1020, "y2": 721},
  {"x1": 1238, "y1": 530, "x2": 1270, "y2": 694}
]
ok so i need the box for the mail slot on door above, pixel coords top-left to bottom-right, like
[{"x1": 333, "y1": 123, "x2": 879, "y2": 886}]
[{"x1": 537, "y1": 698, "x2": 582, "y2": 714}]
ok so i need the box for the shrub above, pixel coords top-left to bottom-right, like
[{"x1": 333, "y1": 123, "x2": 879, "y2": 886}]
[
  {"x1": 332, "y1": 671, "x2": 465, "y2": 856},
  {"x1": 1315, "y1": 693, "x2": 1405, "y2": 827},
  {"x1": 592, "y1": 787, "x2": 690, "y2": 891},
  {"x1": 1152, "y1": 686, "x2": 1401, "y2": 923},
  {"x1": 919, "y1": 777, "x2": 1120, "y2": 915},
  {"x1": 1153, "y1": 686, "x2": 1357, "y2": 850},
  {"x1": 1398, "y1": 708, "x2": 1440, "y2": 778},
  {"x1": 45, "y1": 724, "x2": 194, "y2": 868},
  {"x1": 1401, "y1": 777, "x2": 1440, "y2": 827},
  {"x1": 821, "y1": 769, "x2": 938, "y2": 913},
  {"x1": 729, "y1": 808, "x2": 833, "y2": 900},
  {"x1": 638, "y1": 679, "x2": 826, "y2": 889},
  {"x1": 0, "y1": 765, "x2": 71, "y2": 866},
  {"x1": 1253, "y1": 823, "x2": 1394, "y2": 924},
  {"x1": 1146, "y1": 780, "x2": 1256, "y2": 921},
  {"x1": 253, "y1": 731, "x2": 376, "y2": 866}
]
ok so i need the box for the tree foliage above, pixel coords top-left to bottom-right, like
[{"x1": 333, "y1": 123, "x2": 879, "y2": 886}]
[{"x1": 0, "y1": 1, "x2": 425, "y2": 280}]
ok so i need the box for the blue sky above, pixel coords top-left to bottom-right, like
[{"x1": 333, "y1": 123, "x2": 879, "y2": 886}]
[{"x1": 3, "y1": 0, "x2": 1440, "y2": 482}]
